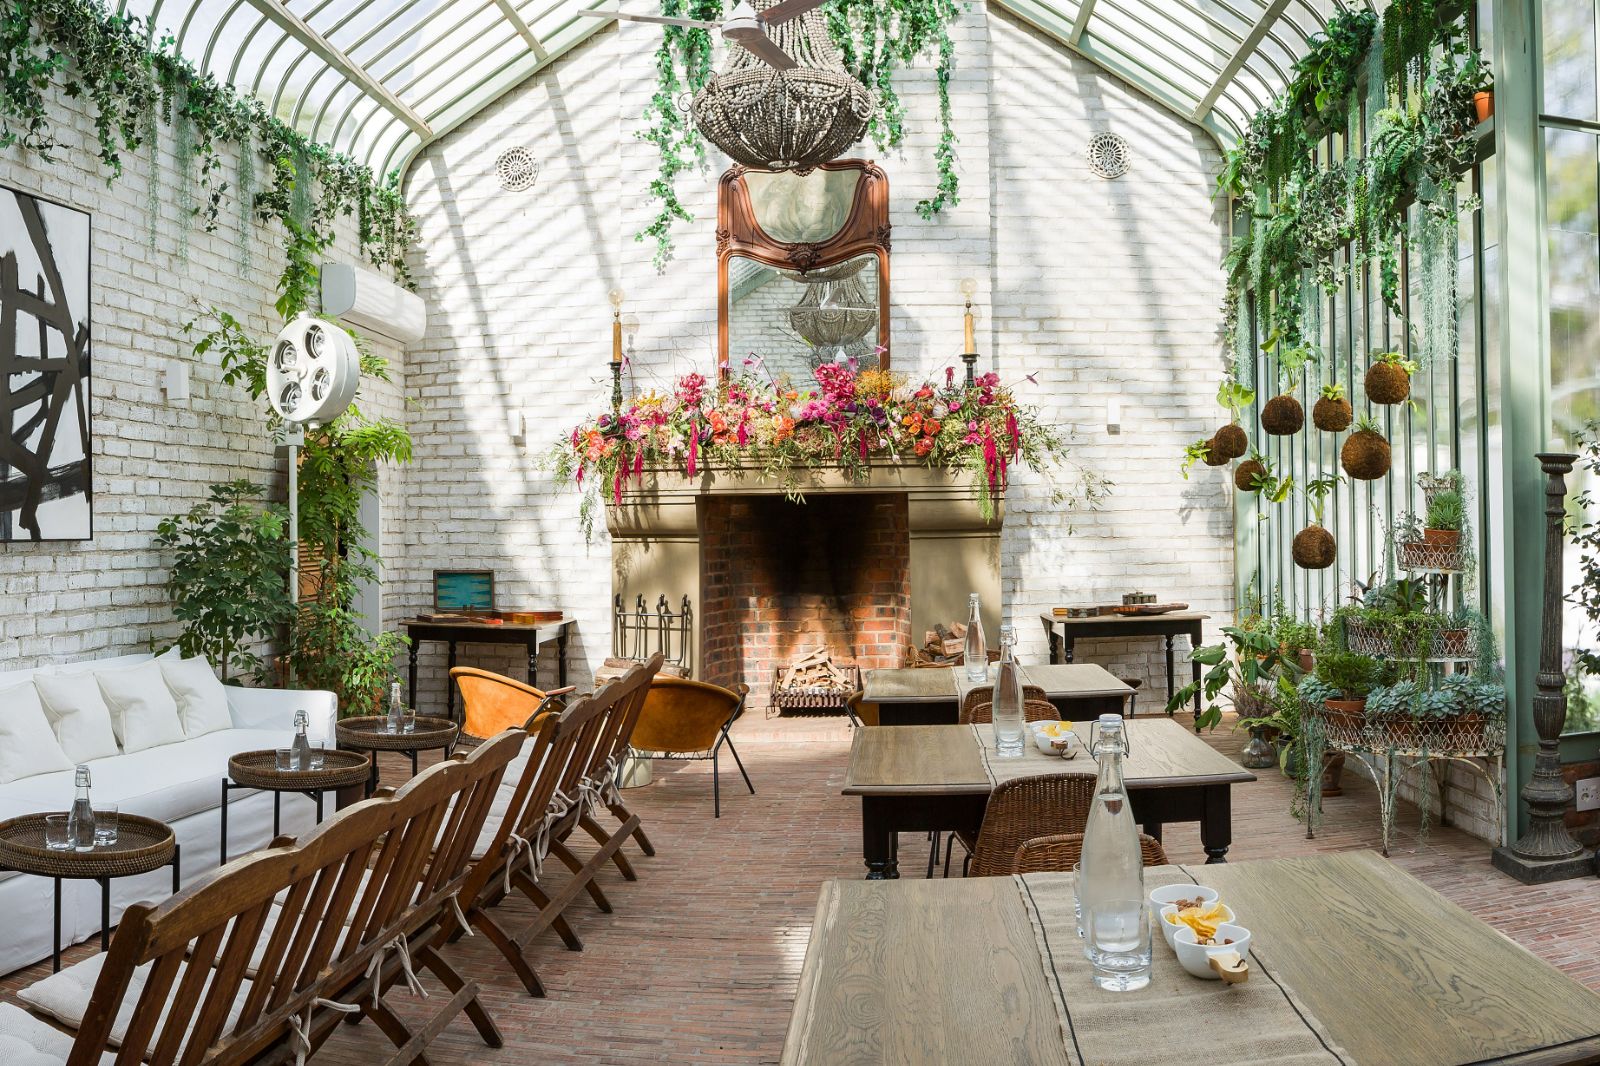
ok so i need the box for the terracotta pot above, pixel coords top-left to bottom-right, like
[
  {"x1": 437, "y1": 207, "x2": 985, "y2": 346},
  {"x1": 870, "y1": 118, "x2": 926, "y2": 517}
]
[
  {"x1": 1474, "y1": 91, "x2": 1494, "y2": 123},
  {"x1": 1298, "y1": 649, "x2": 1315, "y2": 674},
  {"x1": 1452, "y1": 711, "x2": 1487, "y2": 749},
  {"x1": 1422, "y1": 528, "x2": 1461, "y2": 548},
  {"x1": 1323, "y1": 697, "x2": 1367, "y2": 733},
  {"x1": 1321, "y1": 750, "x2": 1346, "y2": 797},
  {"x1": 1379, "y1": 715, "x2": 1420, "y2": 748}
]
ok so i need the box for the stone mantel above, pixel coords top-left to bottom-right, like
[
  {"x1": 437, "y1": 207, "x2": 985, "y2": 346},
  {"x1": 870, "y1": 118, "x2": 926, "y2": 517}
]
[{"x1": 606, "y1": 463, "x2": 1004, "y2": 679}]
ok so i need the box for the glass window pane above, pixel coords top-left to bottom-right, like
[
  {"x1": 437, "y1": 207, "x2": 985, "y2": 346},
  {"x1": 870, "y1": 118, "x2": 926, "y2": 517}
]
[
  {"x1": 1543, "y1": 0, "x2": 1597, "y2": 121},
  {"x1": 1546, "y1": 127, "x2": 1600, "y2": 439}
]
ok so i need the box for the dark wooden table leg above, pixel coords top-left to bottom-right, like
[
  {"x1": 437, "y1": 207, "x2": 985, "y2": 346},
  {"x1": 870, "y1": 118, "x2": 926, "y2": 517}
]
[
  {"x1": 408, "y1": 638, "x2": 420, "y2": 715},
  {"x1": 1140, "y1": 821, "x2": 1164, "y2": 842},
  {"x1": 171, "y1": 844, "x2": 180, "y2": 894},
  {"x1": 527, "y1": 633, "x2": 539, "y2": 690},
  {"x1": 446, "y1": 640, "x2": 458, "y2": 724},
  {"x1": 273, "y1": 792, "x2": 281, "y2": 837},
  {"x1": 1044, "y1": 619, "x2": 1062, "y2": 664},
  {"x1": 1201, "y1": 784, "x2": 1232, "y2": 863},
  {"x1": 99, "y1": 877, "x2": 110, "y2": 951},
  {"x1": 862, "y1": 798, "x2": 899, "y2": 880},
  {"x1": 1164, "y1": 633, "x2": 1176, "y2": 717},
  {"x1": 1063, "y1": 636, "x2": 1076, "y2": 664},
  {"x1": 557, "y1": 625, "x2": 569, "y2": 687}
]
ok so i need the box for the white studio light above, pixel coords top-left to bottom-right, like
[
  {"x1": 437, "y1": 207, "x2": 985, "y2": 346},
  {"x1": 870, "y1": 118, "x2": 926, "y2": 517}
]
[{"x1": 267, "y1": 315, "x2": 360, "y2": 428}]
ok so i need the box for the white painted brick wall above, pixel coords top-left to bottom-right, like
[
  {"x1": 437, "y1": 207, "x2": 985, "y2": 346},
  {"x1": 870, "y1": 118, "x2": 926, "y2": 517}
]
[
  {"x1": 0, "y1": 77, "x2": 405, "y2": 671},
  {"x1": 397, "y1": 10, "x2": 1234, "y2": 712}
]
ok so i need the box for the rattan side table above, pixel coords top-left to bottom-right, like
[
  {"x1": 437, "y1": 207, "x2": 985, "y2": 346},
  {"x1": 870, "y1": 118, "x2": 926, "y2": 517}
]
[
  {"x1": 219, "y1": 749, "x2": 370, "y2": 863},
  {"x1": 336, "y1": 716, "x2": 459, "y2": 795},
  {"x1": 0, "y1": 812, "x2": 178, "y2": 972}
]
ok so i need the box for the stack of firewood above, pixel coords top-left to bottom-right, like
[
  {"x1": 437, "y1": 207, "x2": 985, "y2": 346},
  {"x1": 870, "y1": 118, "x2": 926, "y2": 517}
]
[
  {"x1": 907, "y1": 621, "x2": 971, "y2": 666},
  {"x1": 776, "y1": 647, "x2": 856, "y2": 692}
]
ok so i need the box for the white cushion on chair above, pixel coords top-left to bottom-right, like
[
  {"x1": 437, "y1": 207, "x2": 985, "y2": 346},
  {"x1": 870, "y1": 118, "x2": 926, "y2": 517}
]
[
  {"x1": 18, "y1": 951, "x2": 249, "y2": 1053},
  {"x1": 0, "y1": 683, "x2": 73, "y2": 784},
  {"x1": 159, "y1": 656, "x2": 233, "y2": 737},
  {"x1": 0, "y1": 1002, "x2": 113, "y2": 1065},
  {"x1": 94, "y1": 662, "x2": 187, "y2": 753},
  {"x1": 33, "y1": 673, "x2": 121, "y2": 763}
]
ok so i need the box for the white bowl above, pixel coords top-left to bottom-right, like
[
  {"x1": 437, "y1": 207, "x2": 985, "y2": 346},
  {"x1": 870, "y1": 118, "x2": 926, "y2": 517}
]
[
  {"x1": 1158, "y1": 902, "x2": 1235, "y2": 950},
  {"x1": 1173, "y1": 922, "x2": 1251, "y2": 980},
  {"x1": 1149, "y1": 883, "x2": 1219, "y2": 913},
  {"x1": 1032, "y1": 730, "x2": 1080, "y2": 757}
]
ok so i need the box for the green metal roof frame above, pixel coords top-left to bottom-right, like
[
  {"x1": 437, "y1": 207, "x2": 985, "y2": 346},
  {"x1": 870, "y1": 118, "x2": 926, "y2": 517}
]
[{"x1": 115, "y1": 0, "x2": 1364, "y2": 183}]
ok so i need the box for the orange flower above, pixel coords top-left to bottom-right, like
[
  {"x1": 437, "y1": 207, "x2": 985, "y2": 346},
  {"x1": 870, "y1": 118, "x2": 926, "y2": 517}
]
[
  {"x1": 914, "y1": 437, "x2": 934, "y2": 457},
  {"x1": 925, "y1": 419, "x2": 942, "y2": 436}
]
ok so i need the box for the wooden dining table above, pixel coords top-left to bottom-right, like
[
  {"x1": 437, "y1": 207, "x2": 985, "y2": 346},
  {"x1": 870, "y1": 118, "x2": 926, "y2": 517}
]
[
  {"x1": 843, "y1": 719, "x2": 1254, "y2": 877},
  {"x1": 783, "y1": 851, "x2": 1600, "y2": 1065},
  {"x1": 861, "y1": 664, "x2": 1133, "y2": 725}
]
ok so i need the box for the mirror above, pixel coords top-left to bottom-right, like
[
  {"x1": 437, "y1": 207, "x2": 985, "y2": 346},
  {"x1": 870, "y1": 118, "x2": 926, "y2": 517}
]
[
  {"x1": 728, "y1": 254, "x2": 880, "y2": 384},
  {"x1": 718, "y1": 160, "x2": 890, "y2": 377}
]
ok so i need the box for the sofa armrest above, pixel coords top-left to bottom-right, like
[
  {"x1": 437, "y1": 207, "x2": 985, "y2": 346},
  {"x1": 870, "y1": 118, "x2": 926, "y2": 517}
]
[{"x1": 226, "y1": 687, "x2": 338, "y2": 743}]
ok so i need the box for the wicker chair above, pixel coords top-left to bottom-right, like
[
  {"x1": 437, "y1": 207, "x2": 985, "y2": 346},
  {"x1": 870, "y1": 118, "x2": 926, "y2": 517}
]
[
  {"x1": 962, "y1": 694, "x2": 1059, "y2": 726},
  {"x1": 451, "y1": 666, "x2": 574, "y2": 741},
  {"x1": 1013, "y1": 831, "x2": 1169, "y2": 873},
  {"x1": 966, "y1": 772, "x2": 1097, "y2": 877},
  {"x1": 632, "y1": 676, "x2": 753, "y2": 817},
  {"x1": 958, "y1": 685, "x2": 1049, "y2": 724}
]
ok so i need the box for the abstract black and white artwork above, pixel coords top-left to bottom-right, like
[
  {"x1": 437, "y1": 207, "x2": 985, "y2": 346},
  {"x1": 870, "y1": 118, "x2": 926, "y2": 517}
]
[{"x1": 1, "y1": 186, "x2": 92, "y2": 541}]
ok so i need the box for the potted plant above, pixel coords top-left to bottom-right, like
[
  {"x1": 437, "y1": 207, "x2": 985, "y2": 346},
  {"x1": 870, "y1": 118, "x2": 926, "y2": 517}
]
[
  {"x1": 1234, "y1": 451, "x2": 1267, "y2": 493},
  {"x1": 1291, "y1": 475, "x2": 1342, "y2": 571},
  {"x1": 1211, "y1": 379, "x2": 1253, "y2": 461},
  {"x1": 1182, "y1": 438, "x2": 1225, "y2": 477},
  {"x1": 1341, "y1": 415, "x2": 1392, "y2": 480},
  {"x1": 1439, "y1": 673, "x2": 1504, "y2": 747},
  {"x1": 1364, "y1": 350, "x2": 1418, "y2": 405},
  {"x1": 1312, "y1": 381, "x2": 1353, "y2": 432},
  {"x1": 1272, "y1": 616, "x2": 1319, "y2": 674},
  {"x1": 1422, "y1": 486, "x2": 1465, "y2": 547},
  {"x1": 1261, "y1": 344, "x2": 1315, "y2": 435},
  {"x1": 1168, "y1": 621, "x2": 1293, "y2": 731},
  {"x1": 1305, "y1": 649, "x2": 1380, "y2": 732}
]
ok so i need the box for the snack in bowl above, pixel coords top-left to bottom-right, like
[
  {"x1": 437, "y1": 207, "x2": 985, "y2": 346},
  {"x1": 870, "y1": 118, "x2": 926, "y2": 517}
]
[
  {"x1": 1159, "y1": 902, "x2": 1235, "y2": 947},
  {"x1": 1030, "y1": 721, "x2": 1079, "y2": 757},
  {"x1": 1148, "y1": 883, "x2": 1219, "y2": 912},
  {"x1": 1173, "y1": 922, "x2": 1252, "y2": 981}
]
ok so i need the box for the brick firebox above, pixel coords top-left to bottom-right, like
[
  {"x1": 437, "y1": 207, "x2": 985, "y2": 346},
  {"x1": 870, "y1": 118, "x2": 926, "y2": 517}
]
[{"x1": 700, "y1": 493, "x2": 911, "y2": 711}]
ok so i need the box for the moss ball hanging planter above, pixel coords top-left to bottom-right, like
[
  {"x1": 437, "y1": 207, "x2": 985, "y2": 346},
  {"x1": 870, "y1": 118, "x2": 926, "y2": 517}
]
[
  {"x1": 1211, "y1": 423, "x2": 1248, "y2": 461},
  {"x1": 1292, "y1": 525, "x2": 1337, "y2": 569},
  {"x1": 1342, "y1": 419, "x2": 1392, "y2": 480},
  {"x1": 1365, "y1": 351, "x2": 1417, "y2": 405},
  {"x1": 1202, "y1": 441, "x2": 1230, "y2": 467},
  {"x1": 1313, "y1": 383, "x2": 1353, "y2": 432},
  {"x1": 1235, "y1": 458, "x2": 1267, "y2": 492},
  {"x1": 1261, "y1": 394, "x2": 1305, "y2": 435}
]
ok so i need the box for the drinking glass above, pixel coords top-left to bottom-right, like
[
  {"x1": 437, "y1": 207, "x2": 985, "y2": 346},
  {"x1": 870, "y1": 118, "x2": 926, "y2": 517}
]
[
  {"x1": 1083, "y1": 898, "x2": 1152, "y2": 992},
  {"x1": 93, "y1": 804, "x2": 119, "y2": 846},
  {"x1": 275, "y1": 748, "x2": 293, "y2": 771},
  {"x1": 44, "y1": 814, "x2": 70, "y2": 851},
  {"x1": 402, "y1": 707, "x2": 417, "y2": 734},
  {"x1": 309, "y1": 741, "x2": 326, "y2": 770}
]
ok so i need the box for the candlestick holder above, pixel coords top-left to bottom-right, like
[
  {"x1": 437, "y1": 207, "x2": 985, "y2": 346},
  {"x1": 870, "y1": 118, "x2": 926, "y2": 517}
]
[
  {"x1": 960, "y1": 349, "x2": 978, "y2": 388},
  {"x1": 610, "y1": 358, "x2": 624, "y2": 412},
  {"x1": 1492, "y1": 452, "x2": 1597, "y2": 882}
]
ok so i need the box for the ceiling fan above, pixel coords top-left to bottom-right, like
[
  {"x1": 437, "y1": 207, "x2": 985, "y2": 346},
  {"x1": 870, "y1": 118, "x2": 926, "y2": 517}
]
[{"x1": 578, "y1": 0, "x2": 830, "y2": 71}]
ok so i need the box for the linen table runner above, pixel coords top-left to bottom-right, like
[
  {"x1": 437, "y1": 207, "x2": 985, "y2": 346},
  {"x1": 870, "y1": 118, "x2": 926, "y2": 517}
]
[
  {"x1": 971, "y1": 723, "x2": 1089, "y2": 786},
  {"x1": 1015, "y1": 869, "x2": 1352, "y2": 1065}
]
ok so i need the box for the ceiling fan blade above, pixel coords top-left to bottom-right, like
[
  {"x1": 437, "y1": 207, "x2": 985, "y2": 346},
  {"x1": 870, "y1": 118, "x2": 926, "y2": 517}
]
[
  {"x1": 736, "y1": 32, "x2": 799, "y2": 70},
  {"x1": 758, "y1": 0, "x2": 828, "y2": 25},
  {"x1": 578, "y1": 8, "x2": 722, "y2": 29}
]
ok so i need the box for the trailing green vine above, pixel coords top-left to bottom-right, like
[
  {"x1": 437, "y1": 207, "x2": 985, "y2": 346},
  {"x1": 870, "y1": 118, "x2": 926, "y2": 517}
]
[
  {"x1": 641, "y1": 0, "x2": 962, "y2": 264},
  {"x1": 0, "y1": 0, "x2": 416, "y2": 299}
]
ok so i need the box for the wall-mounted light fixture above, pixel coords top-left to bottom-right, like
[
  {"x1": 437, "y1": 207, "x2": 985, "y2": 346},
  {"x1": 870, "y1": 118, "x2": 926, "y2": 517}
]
[{"x1": 162, "y1": 361, "x2": 190, "y2": 403}]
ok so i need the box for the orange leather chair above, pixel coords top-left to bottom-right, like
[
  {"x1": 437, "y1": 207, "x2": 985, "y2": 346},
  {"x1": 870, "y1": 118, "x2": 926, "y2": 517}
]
[
  {"x1": 632, "y1": 676, "x2": 753, "y2": 817},
  {"x1": 450, "y1": 667, "x2": 575, "y2": 741}
]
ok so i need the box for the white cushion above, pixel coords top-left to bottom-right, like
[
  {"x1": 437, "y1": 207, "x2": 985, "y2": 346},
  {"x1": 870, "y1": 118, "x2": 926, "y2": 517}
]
[
  {"x1": 0, "y1": 683, "x2": 73, "y2": 785},
  {"x1": 33, "y1": 673, "x2": 120, "y2": 763},
  {"x1": 0, "y1": 1002, "x2": 112, "y2": 1065},
  {"x1": 94, "y1": 662, "x2": 186, "y2": 754},
  {"x1": 160, "y1": 656, "x2": 232, "y2": 737},
  {"x1": 19, "y1": 952, "x2": 248, "y2": 1053}
]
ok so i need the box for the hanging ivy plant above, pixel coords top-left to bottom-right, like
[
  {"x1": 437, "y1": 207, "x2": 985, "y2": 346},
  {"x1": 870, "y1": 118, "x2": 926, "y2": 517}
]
[
  {"x1": 0, "y1": 0, "x2": 415, "y2": 301},
  {"x1": 641, "y1": 0, "x2": 962, "y2": 265}
]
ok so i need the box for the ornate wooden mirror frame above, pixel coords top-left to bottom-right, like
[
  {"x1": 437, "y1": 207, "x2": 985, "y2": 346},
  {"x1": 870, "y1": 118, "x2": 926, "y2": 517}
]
[{"x1": 716, "y1": 159, "x2": 891, "y2": 376}]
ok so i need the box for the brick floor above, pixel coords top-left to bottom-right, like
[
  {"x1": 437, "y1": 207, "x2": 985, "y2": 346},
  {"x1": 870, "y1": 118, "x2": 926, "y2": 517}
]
[{"x1": 4, "y1": 711, "x2": 1599, "y2": 1062}]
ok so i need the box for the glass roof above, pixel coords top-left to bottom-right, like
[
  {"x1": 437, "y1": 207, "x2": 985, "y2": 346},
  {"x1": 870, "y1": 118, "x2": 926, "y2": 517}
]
[{"x1": 118, "y1": 0, "x2": 1364, "y2": 179}]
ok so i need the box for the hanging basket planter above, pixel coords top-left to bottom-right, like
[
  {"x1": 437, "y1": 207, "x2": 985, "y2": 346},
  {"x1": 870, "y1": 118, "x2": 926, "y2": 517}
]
[
  {"x1": 1202, "y1": 443, "x2": 1230, "y2": 467},
  {"x1": 1234, "y1": 459, "x2": 1266, "y2": 492},
  {"x1": 1211, "y1": 423, "x2": 1248, "y2": 461},
  {"x1": 1292, "y1": 525, "x2": 1336, "y2": 569},
  {"x1": 1260, "y1": 394, "x2": 1304, "y2": 435},
  {"x1": 1313, "y1": 393, "x2": 1353, "y2": 432},
  {"x1": 1364, "y1": 355, "x2": 1413, "y2": 405},
  {"x1": 1341, "y1": 426, "x2": 1391, "y2": 480},
  {"x1": 1397, "y1": 534, "x2": 1467, "y2": 572}
]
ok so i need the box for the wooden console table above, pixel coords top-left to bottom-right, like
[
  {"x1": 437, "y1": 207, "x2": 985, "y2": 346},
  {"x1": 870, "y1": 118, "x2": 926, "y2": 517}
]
[
  {"x1": 1038, "y1": 611, "x2": 1208, "y2": 713},
  {"x1": 402, "y1": 616, "x2": 573, "y2": 724}
]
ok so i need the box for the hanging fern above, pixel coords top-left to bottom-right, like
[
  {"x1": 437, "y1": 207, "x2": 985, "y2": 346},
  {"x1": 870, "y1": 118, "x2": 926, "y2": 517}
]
[{"x1": 640, "y1": 0, "x2": 962, "y2": 264}]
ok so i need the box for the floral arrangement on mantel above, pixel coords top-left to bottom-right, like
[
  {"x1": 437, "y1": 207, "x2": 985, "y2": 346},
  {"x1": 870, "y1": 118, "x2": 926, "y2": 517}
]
[{"x1": 552, "y1": 362, "x2": 1093, "y2": 536}]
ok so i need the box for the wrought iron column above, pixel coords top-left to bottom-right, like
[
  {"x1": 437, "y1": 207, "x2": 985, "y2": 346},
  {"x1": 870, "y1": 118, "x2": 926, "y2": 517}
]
[{"x1": 1492, "y1": 452, "x2": 1597, "y2": 882}]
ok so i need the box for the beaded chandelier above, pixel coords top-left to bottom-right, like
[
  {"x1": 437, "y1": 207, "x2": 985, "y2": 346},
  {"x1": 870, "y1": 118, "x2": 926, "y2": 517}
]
[
  {"x1": 788, "y1": 260, "x2": 877, "y2": 355},
  {"x1": 691, "y1": 1, "x2": 875, "y2": 172}
]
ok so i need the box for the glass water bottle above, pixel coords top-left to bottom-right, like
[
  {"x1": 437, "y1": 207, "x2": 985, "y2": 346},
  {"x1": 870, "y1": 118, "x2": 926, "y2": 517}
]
[
  {"x1": 1078, "y1": 714, "x2": 1151, "y2": 991},
  {"x1": 291, "y1": 709, "x2": 311, "y2": 771},
  {"x1": 992, "y1": 625, "x2": 1026, "y2": 758},
  {"x1": 387, "y1": 681, "x2": 405, "y2": 734},
  {"x1": 962, "y1": 593, "x2": 988, "y2": 682},
  {"x1": 67, "y1": 766, "x2": 96, "y2": 853}
]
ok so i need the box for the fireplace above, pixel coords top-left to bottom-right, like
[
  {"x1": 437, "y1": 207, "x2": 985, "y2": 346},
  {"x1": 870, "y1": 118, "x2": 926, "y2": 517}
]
[
  {"x1": 606, "y1": 463, "x2": 1003, "y2": 696},
  {"x1": 701, "y1": 493, "x2": 910, "y2": 709}
]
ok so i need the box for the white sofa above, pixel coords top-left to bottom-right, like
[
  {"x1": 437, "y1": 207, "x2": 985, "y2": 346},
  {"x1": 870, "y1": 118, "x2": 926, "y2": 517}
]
[{"x1": 0, "y1": 651, "x2": 336, "y2": 977}]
